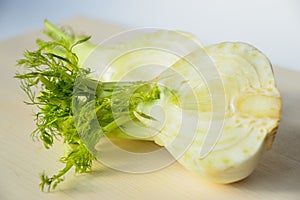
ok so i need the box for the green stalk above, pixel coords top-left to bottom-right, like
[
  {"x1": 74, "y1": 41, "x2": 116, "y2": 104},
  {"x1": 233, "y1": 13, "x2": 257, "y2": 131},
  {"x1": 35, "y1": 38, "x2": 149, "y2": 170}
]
[{"x1": 15, "y1": 21, "x2": 161, "y2": 191}]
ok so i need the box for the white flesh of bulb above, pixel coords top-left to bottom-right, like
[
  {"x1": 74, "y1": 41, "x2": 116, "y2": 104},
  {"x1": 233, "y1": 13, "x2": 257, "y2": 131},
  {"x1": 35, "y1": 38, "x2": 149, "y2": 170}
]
[{"x1": 143, "y1": 42, "x2": 281, "y2": 183}]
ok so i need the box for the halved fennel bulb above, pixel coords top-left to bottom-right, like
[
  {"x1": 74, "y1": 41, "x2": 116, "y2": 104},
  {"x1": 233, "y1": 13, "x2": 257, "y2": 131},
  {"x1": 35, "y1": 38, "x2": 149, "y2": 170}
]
[
  {"x1": 136, "y1": 42, "x2": 281, "y2": 183},
  {"x1": 18, "y1": 21, "x2": 282, "y2": 190},
  {"x1": 149, "y1": 42, "x2": 281, "y2": 183},
  {"x1": 82, "y1": 28, "x2": 281, "y2": 183}
]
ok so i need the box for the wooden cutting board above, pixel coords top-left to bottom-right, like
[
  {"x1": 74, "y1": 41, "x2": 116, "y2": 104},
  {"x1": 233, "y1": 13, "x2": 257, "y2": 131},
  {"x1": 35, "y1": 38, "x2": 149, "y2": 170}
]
[{"x1": 0, "y1": 17, "x2": 299, "y2": 200}]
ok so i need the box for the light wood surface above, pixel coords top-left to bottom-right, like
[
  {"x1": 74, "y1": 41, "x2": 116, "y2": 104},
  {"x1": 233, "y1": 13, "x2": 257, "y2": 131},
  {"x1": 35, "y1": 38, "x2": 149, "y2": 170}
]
[{"x1": 0, "y1": 17, "x2": 299, "y2": 200}]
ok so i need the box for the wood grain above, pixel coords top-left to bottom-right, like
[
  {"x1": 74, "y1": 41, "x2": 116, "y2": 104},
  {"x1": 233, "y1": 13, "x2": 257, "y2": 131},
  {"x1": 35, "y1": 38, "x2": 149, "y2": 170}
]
[{"x1": 0, "y1": 17, "x2": 299, "y2": 200}]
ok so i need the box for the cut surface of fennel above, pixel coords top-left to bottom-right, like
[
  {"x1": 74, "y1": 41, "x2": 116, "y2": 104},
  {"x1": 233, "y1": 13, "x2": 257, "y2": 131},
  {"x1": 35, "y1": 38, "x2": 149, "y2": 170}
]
[{"x1": 99, "y1": 42, "x2": 281, "y2": 183}]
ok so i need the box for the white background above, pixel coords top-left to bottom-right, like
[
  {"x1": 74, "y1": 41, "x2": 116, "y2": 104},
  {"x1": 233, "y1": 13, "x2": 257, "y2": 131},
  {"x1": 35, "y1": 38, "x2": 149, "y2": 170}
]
[{"x1": 0, "y1": 0, "x2": 299, "y2": 71}]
